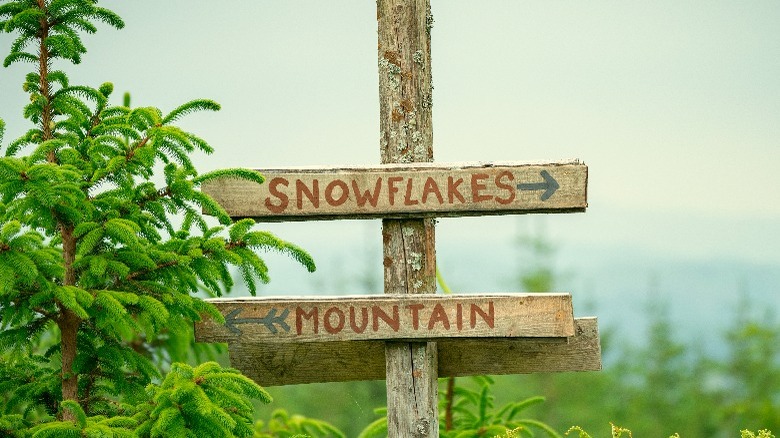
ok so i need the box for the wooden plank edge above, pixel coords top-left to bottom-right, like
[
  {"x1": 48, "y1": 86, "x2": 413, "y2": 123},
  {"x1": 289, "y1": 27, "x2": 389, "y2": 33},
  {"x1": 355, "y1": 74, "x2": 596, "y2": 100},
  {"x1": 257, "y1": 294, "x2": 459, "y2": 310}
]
[
  {"x1": 228, "y1": 317, "x2": 601, "y2": 387},
  {"x1": 213, "y1": 159, "x2": 587, "y2": 174},
  {"x1": 223, "y1": 206, "x2": 587, "y2": 222}
]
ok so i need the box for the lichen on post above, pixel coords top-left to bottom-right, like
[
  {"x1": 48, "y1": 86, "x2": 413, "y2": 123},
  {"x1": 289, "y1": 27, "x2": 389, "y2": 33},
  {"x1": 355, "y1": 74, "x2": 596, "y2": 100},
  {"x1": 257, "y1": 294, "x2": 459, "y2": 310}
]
[{"x1": 377, "y1": 0, "x2": 439, "y2": 436}]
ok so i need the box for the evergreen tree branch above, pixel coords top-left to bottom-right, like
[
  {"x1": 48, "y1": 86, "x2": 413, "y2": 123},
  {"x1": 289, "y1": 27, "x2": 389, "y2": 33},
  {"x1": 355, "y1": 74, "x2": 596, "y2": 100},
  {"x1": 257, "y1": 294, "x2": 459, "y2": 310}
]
[
  {"x1": 124, "y1": 259, "x2": 180, "y2": 283},
  {"x1": 1, "y1": 2, "x2": 315, "y2": 432},
  {"x1": 11, "y1": 296, "x2": 57, "y2": 320}
]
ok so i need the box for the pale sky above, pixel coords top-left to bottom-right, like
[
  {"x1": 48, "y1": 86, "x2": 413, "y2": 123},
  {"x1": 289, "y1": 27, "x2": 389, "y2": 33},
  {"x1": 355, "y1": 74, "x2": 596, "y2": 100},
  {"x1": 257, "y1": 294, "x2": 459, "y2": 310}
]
[{"x1": 1, "y1": 1, "x2": 779, "y2": 269}]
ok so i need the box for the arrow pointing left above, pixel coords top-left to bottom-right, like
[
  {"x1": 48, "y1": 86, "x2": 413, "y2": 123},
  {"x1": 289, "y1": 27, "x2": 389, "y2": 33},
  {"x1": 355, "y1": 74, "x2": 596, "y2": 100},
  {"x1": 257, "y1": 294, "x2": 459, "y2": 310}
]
[{"x1": 224, "y1": 307, "x2": 291, "y2": 335}]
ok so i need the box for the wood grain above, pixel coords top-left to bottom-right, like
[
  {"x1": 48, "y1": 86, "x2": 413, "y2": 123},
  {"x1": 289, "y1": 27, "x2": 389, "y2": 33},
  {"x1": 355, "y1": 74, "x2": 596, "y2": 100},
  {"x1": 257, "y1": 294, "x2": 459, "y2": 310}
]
[
  {"x1": 225, "y1": 317, "x2": 601, "y2": 387},
  {"x1": 194, "y1": 294, "x2": 575, "y2": 343},
  {"x1": 377, "y1": 1, "x2": 438, "y2": 435},
  {"x1": 201, "y1": 161, "x2": 587, "y2": 221}
]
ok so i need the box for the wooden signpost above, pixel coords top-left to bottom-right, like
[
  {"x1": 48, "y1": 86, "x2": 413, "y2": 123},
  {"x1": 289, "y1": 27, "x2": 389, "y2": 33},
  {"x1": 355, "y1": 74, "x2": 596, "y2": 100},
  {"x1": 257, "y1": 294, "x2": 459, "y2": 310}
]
[
  {"x1": 195, "y1": 294, "x2": 575, "y2": 343},
  {"x1": 195, "y1": 1, "x2": 601, "y2": 437},
  {"x1": 203, "y1": 161, "x2": 587, "y2": 221}
]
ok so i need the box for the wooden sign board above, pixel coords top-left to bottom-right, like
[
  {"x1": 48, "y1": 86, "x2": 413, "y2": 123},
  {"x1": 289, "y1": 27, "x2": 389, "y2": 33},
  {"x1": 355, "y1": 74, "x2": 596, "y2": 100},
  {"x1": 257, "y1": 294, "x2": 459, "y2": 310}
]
[
  {"x1": 195, "y1": 294, "x2": 575, "y2": 343},
  {"x1": 226, "y1": 317, "x2": 601, "y2": 386},
  {"x1": 201, "y1": 161, "x2": 587, "y2": 221}
]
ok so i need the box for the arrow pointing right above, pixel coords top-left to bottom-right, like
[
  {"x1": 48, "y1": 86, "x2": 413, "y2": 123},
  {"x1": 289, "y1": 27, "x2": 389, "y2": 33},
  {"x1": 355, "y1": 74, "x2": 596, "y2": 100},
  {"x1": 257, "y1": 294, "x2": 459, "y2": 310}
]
[{"x1": 517, "y1": 170, "x2": 560, "y2": 201}]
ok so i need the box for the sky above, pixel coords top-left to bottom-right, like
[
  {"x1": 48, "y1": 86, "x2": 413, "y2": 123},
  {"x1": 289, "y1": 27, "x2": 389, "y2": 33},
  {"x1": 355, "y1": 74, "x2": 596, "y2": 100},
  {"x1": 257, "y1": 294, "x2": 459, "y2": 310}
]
[{"x1": 1, "y1": 1, "x2": 779, "y2": 294}]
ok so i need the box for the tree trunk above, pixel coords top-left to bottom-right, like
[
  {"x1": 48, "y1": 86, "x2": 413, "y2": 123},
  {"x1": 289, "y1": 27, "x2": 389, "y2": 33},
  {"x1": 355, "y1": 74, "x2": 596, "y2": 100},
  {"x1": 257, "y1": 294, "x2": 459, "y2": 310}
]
[
  {"x1": 59, "y1": 225, "x2": 80, "y2": 421},
  {"x1": 377, "y1": 1, "x2": 438, "y2": 436},
  {"x1": 37, "y1": 1, "x2": 81, "y2": 420}
]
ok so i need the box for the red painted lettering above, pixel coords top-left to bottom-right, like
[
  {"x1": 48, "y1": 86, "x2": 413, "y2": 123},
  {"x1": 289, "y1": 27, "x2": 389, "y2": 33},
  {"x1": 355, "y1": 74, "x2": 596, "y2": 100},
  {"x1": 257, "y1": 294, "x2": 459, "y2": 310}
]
[
  {"x1": 388, "y1": 177, "x2": 403, "y2": 205},
  {"x1": 447, "y1": 176, "x2": 465, "y2": 203},
  {"x1": 421, "y1": 177, "x2": 444, "y2": 204},
  {"x1": 427, "y1": 303, "x2": 451, "y2": 330},
  {"x1": 264, "y1": 177, "x2": 289, "y2": 213},
  {"x1": 349, "y1": 306, "x2": 369, "y2": 333},
  {"x1": 324, "y1": 179, "x2": 349, "y2": 206},
  {"x1": 323, "y1": 306, "x2": 345, "y2": 334},
  {"x1": 296, "y1": 179, "x2": 319, "y2": 209},
  {"x1": 352, "y1": 178, "x2": 382, "y2": 207},
  {"x1": 372, "y1": 305, "x2": 400, "y2": 332},
  {"x1": 470, "y1": 302, "x2": 494, "y2": 329},
  {"x1": 406, "y1": 304, "x2": 425, "y2": 330},
  {"x1": 403, "y1": 178, "x2": 419, "y2": 205},
  {"x1": 471, "y1": 173, "x2": 492, "y2": 202},
  {"x1": 494, "y1": 171, "x2": 515, "y2": 205},
  {"x1": 456, "y1": 303, "x2": 463, "y2": 331},
  {"x1": 295, "y1": 307, "x2": 319, "y2": 335}
]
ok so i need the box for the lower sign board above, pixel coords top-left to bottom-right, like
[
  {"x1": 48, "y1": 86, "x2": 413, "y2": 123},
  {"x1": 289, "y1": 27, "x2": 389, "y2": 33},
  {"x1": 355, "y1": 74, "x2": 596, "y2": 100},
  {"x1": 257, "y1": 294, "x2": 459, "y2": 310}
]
[
  {"x1": 225, "y1": 317, "x2": 601, "y2": 386},
  {"x1": 194, "y1": 294, "x2": 575, "y2": 343},
  {"x1": 201, "y1": 160, "x2": 587, "y2": 221}
]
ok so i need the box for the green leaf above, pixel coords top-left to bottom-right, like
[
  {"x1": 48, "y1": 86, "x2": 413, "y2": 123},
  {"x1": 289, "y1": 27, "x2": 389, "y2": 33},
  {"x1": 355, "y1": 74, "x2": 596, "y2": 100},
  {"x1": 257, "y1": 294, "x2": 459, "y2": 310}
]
[
  {"x1": 90, "y1": 6, "x2": 125, "y2": 30},
  {"x1": 190, "y1": 190, "x2": 231, "y2": 225},
  {"x1": 55, "y1": 85, "x2": 107, "y2": 108},
  {"x1": 52, "y1": 286, "x2": 89, "y2": 319},
  {"x1": 503, "y1": 396, "x2": 546, "y2": 421},
  {"x1": 94, "y1": 291, "x2": 129, "y2": 320},
  {"x1": 29, "y1": 139, "x2": 67, "y2": 162},
  {"x1": 518, "y1": 419, "x2": 563, "y2": 438},
  {"x1": 89, "y1": 256, "x2": 108, "y2": 277},
  {"x1": 45, "y1": 34, "x2": 78, "y2": 59},
  {"x1": 61, "y1": 400, "x2": 87, "y2": 429},
  {"x1": 98, "y1": 82, "x2": 113, "y2": 97},
  {"x1": 74, "y1": 221, "x2": 100, "y2": 238},
  {"x1": 29, "y1": 423, "x2": 82, "y2": 438},
  {"x1": 228, "y1": 218, "x2": 254, "y2": 242},
  {"x1": 5, "y1": 8, "x2": 45, "y2": 33},
  {"x1": 47, "y1": 70, "x2": 70, "y2": 88},
  {"x1": 194, "y1": 168, "x2": 264, "y2": 186},
  {"x1": 162, "y1": 99, "x2": 221, "y2": 125},
  {"x1": 357, "y1": 416, "x2": 387, "y2": 438},
  {"x1": 0, "y1": 220, "x2": 21, "y2": 241},
  {"x1": 3, "y1": 51, "x2": 37, "y2": 67},
  {"x1": 137, "y1": 295, "x2": 170, "y2": 328},
  {"x1": 104, "y1": 218, "x2": 140, "y2": 247}
]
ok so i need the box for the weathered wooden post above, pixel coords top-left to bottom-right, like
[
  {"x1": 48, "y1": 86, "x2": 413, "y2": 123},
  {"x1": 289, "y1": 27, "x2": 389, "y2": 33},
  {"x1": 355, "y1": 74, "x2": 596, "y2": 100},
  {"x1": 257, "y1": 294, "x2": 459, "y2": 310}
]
[{"x1": 377, "y1": 1, "x2": 438, "y2": 435}]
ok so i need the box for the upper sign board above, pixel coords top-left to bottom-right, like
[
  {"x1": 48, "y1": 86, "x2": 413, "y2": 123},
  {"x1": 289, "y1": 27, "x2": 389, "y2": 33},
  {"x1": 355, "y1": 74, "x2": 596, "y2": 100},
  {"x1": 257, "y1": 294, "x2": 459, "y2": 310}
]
[{"x1": 202, "y1": 160, "x2": 587, "y2": 221}]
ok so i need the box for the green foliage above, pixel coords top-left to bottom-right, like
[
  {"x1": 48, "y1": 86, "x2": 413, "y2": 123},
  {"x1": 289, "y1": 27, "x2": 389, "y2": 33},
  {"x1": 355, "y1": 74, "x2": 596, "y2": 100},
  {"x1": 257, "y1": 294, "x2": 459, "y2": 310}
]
[
  {"x1": 565, "y1": 424, "x2": 635, "y2": 438},
  {"x1": 439, "y1": 376, "x2": 560, "y2": 438},
  {"x1": 470, "y1": 298, "x2": 780, "y2": 437},
  {"x1": 22, "y1": 399, "x2": 137, "y2": 438},
  {"x1": 253, "y1": 408, "x2": 345, "y2": 438},
  {"x1": 355, "y1": 408, "x2": 386, "y2": 438},
  {"x1": 0, "y1": 0, "x2": 314, "y2": 435},
  {"x1": 566, "y1": 425, "x2": 775, "y2": 438},
  {"x1": 356, "y1": 376, "x2": 559, "y2": 438},
  {"x1": 134, "y1": 362, "x2": 268, "y2": 438},
  {"x1": 720, "y1": 301, "x2": 780, "y2": 431},
  {"x1": 0, "y1": 413, "x2": 28, "y2": 437}
]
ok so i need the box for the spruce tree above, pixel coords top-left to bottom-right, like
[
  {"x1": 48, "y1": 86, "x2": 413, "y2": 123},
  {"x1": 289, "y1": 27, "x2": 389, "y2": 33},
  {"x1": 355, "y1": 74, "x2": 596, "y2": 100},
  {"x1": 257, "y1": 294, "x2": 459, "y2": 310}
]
[{"x1": 0, "y1": 1, "x2": 315, "y2": 436}]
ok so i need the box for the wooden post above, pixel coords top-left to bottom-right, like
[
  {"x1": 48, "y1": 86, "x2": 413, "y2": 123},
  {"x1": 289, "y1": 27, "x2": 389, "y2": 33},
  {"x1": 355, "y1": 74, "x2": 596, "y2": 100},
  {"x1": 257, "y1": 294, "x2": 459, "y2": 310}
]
[{"x1": 377, "y1": 1, "x2": 438, "y2": 436}]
